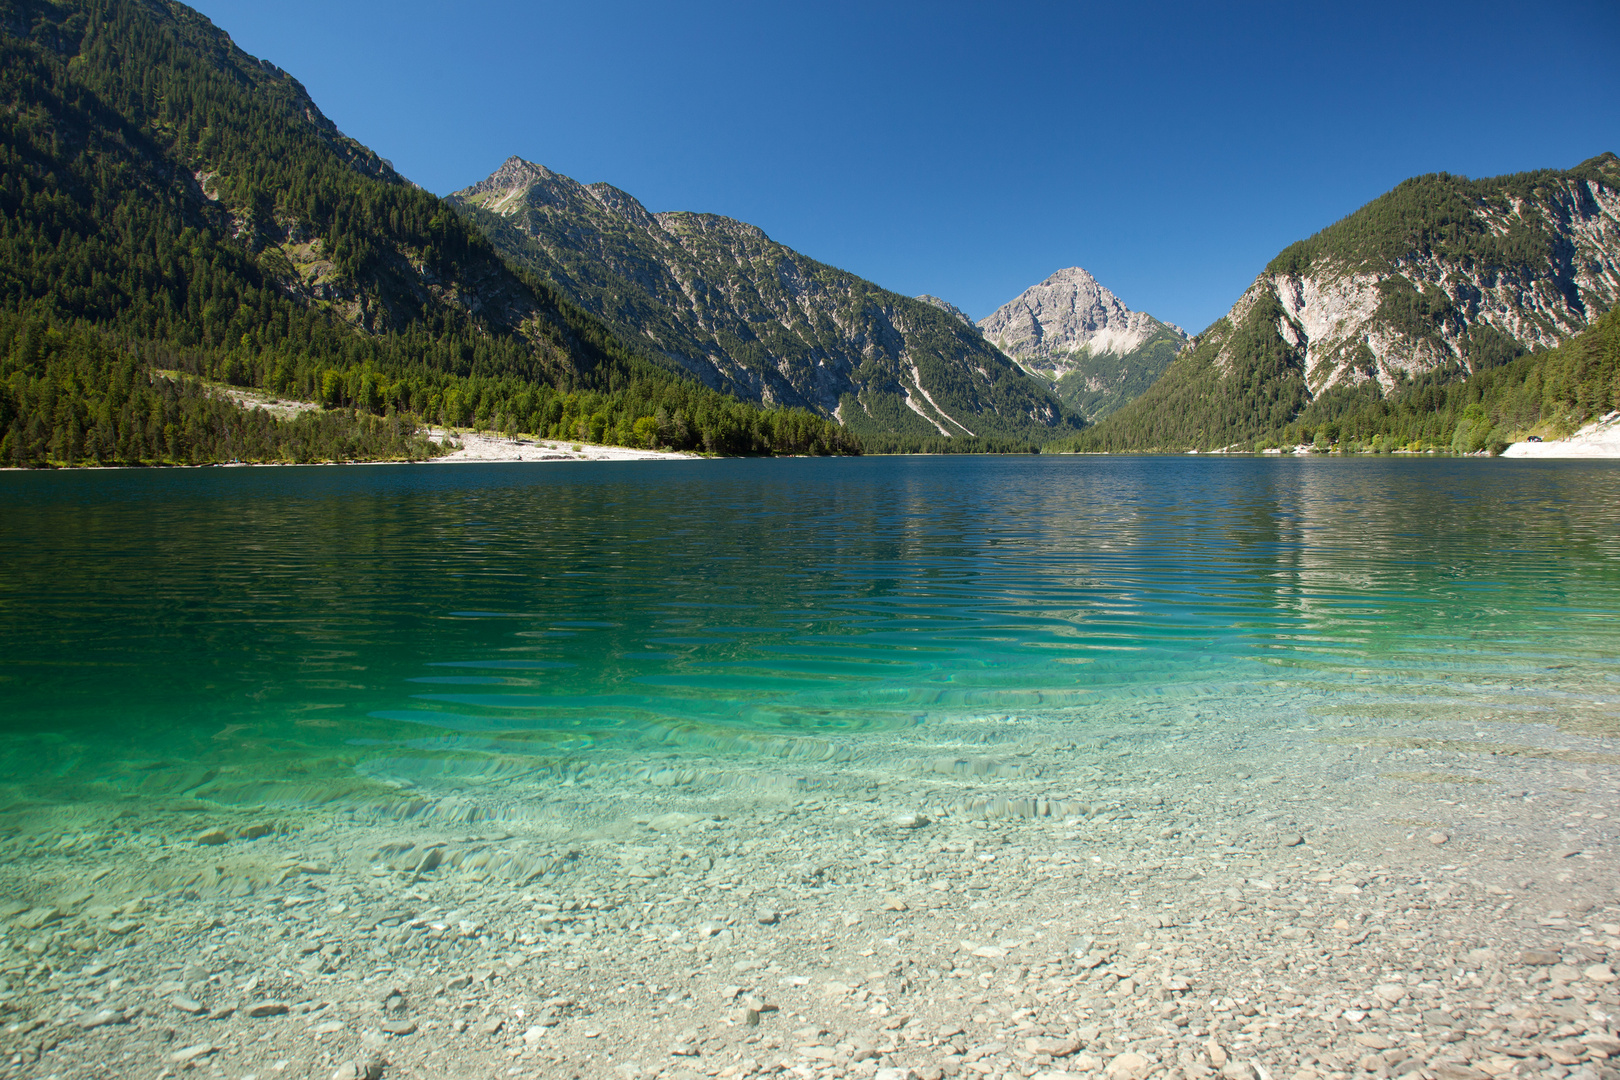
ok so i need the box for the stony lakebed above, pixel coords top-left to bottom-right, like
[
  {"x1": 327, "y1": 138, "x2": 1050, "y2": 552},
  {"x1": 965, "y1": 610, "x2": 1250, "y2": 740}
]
[{"x1": 0, "y1": 696, "x2": 1616, "y2": 1080}]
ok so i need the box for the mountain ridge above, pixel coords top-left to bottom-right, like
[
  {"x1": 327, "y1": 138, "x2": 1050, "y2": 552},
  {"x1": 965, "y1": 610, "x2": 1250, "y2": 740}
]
[
  {"x1": 0, "y1": 0, "x2": 855, "y2": 464},
  {"x1": 915, "y1": 295, "x2": 976, "y2": 327},
  {"x1": 449, "y1": 156, "x2": 1079, "y2": 443},
  {"x1": 1067, "y1": 154, "x2": 1620, "y2": 452}
]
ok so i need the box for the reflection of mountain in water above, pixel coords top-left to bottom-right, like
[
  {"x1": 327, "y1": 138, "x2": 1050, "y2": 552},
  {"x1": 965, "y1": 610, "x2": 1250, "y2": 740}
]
[{"x1": 1, "y1": 458, "x2": 1618, "y2": 816}]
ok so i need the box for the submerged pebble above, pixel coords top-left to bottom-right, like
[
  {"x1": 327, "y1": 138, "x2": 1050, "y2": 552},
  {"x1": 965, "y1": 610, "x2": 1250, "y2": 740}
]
[{"x1": 0, "y1": 706, "x2": 1614, "y2": 1080}]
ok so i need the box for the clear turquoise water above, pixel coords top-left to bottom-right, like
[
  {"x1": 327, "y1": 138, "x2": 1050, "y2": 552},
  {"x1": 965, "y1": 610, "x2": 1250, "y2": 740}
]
[{"x1": 2, "y1": 456, "x2": 1618, "y2": 808}]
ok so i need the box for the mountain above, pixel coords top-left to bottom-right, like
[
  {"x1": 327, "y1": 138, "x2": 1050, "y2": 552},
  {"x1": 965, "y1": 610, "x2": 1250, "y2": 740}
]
[
  {"x1": 1070, "y1": 154, "x2": 1620, "y2": 452},
  {"x1": 1314, "y1": 305, "x2": 1618, "y2": 456},
  {"x1": 449, "y1": 158, "x2": 1078, "y2": 445},
  {"x1": 0, "y1": 0, "x2": 852, "y2": 465},
  {"x1": 915, "y1": 295, "x2": 976, "y2": 327},
  {"x1": 977, "y1": 268, "x2": 1188, "y2": 422}
]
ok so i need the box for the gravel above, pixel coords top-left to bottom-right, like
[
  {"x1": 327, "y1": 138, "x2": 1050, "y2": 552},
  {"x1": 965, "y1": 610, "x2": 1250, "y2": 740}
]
[{"x1": 0, "y1": 705, "x2": 1615, "y2": 1080}]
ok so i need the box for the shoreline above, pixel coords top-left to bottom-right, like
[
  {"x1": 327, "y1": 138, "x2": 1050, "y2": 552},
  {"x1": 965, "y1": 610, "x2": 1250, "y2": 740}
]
[
  {"x1": 1501, "y1": 413, "x2": 1620, "y2": 459},
  {"x1": 8, "y1": 415, "x2": 1620, "y2": 471},
  {"x1": 1, "y1": 703, "x2": 1614, "y2": 1080},
  {"x1": 0, "y1": 430, "x2": 710, "y2": 472},
  {"x1": 424, "y1": 429, "x2": 705, "y2": 464}
]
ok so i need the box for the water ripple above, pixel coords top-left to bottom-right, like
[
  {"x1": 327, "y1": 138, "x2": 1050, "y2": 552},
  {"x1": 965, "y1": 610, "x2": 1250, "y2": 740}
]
[{"x1": 1, "y1": 456, "x2": 1617, "y2": 796}]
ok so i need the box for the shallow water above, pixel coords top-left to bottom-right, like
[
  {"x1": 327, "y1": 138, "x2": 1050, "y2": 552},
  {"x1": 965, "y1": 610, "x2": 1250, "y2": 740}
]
[{"x1": 1, "y1": 455, "x2": 1617, "y2": 819}]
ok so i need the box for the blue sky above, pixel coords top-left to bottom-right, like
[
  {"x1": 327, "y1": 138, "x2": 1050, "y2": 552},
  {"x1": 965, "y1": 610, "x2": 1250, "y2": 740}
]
[{"x1": 193, "y1": 0, "x2": 1618, "y2": 332}]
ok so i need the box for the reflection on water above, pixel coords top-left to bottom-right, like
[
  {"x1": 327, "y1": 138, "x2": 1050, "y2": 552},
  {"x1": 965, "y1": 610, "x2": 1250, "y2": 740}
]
[{"x1": 0, "y1": 456, "x2": 1617, "y2": 808}]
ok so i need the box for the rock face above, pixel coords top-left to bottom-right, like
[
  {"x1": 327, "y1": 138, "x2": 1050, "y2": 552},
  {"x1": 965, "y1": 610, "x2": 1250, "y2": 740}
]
[
  {"x1": 978, "y1": 268, "x2": 1187, "y2": 421},
  {"x1": 1081, "y1": 153, "x2": 1620, "y2": 450},
  {"x1": 980, "y1": 267, "x2": 1181, "y2": 363},
  {"x1": 1212, "y1": 159, "x2": 1620, "y2": 396},
  {"x1": 450, "y1": 159, "x2": 1075, "y2": 442}
]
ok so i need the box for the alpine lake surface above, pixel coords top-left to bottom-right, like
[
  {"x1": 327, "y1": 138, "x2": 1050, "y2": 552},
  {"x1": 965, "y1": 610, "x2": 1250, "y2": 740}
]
[{"x1": 1, "y1": 455, "x2": 1619, "y2": 1080}]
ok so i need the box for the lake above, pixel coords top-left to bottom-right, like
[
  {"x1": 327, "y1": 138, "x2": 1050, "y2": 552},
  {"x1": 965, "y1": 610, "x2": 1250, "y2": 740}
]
[
  {"x1": 2, "y1": 454, "x2": 1616, "y2": 821},
  {"x1": 5, "y1": 455, "x2": 1620, "y2": 1075}
]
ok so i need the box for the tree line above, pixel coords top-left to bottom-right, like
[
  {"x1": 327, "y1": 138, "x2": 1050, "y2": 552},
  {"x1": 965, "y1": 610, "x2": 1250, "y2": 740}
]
[
  {"x1": 1284, "y1": 308, "x2": 1618, "y2": 455},
  {"x1": 1049, "y1": 307, "x2": 1618, "y2": 456},
  {"x1": 0, "y1": 0, "x2": 857, "y2": 467},
  {"x1": 0, "y1": 316, "x2": 440, "y2": 465},
  {"x1": 0, "y1": 312, "x2": 863, "y2": 466}
]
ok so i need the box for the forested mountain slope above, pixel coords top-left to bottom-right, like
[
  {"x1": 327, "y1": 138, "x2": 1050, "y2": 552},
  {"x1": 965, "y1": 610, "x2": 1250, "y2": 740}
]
[
  {"x1": 1068, "y1": 155, "x2": 1620, "y2": 452},
  {"x1": 450, "y1": 158, "x2": 1079, "y2": 444},
  {"x1": 977, "y1": 267, "x2": 1187, "y2": 422},
  {"x1": 1291, "y1": 305, "x2": 1620, "y2": 455},
  {"x1": 0, "y1": 0, "x2": 852, "y2": 465}
]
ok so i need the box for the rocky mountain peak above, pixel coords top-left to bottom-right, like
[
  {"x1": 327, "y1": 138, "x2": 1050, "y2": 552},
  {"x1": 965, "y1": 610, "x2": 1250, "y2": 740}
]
[
  {"x1": 444, "y1": 161, "x2": 1072, "y2": 440},
  {"x1": 976, "y1": 267, "x2": 1189, "y2": 423},
  {"x1": 978, "y1": 267, "x2": 1179, "y2": 361},
  {"x1": 458, "y1": 156, "x2": 559, "y2": 201}
]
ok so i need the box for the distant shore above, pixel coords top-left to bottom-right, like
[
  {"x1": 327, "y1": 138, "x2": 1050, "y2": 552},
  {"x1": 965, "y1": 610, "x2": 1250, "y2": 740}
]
[
  {"x1": 1501, "y1": 412, "x2": 1620, "y2": 459},
  {"x1": 9, "y1": 415, "x2": 1620, "y2": 471},
  {"x1": 425, "y1": 429, "x2": 703, "y2": 464},
  {"x1": 0, "y1": 429, "x2": 708, "y2": 470}
]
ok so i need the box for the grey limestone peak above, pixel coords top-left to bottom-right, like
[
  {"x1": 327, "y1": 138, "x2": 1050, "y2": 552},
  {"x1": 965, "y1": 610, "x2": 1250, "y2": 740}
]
[
  {"x1": 979, "y1": 266, "x2": 1183, "y2": 361},
  {"x1": 458, "y1": 156, "x2": 559, "y2": 200}
]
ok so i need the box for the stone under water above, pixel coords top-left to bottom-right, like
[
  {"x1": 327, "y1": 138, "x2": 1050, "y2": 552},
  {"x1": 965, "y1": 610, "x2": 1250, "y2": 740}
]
[{"x1": 0, "y1": 455, "x2": 1616, "y2": 1078}]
